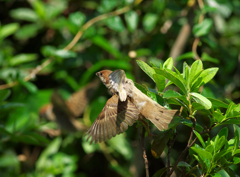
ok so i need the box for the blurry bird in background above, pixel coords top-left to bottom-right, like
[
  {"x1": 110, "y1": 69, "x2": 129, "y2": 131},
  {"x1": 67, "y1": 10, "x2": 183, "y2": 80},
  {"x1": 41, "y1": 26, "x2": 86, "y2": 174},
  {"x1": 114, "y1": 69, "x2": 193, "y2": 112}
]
[
  {"x1": 86, "y1": 70, "x2": 178, "y2": 144},
  {"x1": 39, "y1": 79, "x2": 100, "y2": 133}
]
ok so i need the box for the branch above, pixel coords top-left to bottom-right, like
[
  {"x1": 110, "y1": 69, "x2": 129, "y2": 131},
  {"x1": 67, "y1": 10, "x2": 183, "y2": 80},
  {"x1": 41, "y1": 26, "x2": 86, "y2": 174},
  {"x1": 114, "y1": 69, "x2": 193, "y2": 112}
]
[
  {"x1": 140, "y1": 127, "x2": 149, "y2": 177},
  {"x1": 0, "y1": 0, "x2": 143, "y2": 90}
]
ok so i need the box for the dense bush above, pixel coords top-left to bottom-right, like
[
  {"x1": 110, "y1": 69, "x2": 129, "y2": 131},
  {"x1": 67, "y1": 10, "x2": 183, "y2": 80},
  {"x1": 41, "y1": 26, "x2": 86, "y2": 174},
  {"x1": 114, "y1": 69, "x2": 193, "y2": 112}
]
[{"x1": 0, "y1": 0, "x2": 240, "y2": 176}]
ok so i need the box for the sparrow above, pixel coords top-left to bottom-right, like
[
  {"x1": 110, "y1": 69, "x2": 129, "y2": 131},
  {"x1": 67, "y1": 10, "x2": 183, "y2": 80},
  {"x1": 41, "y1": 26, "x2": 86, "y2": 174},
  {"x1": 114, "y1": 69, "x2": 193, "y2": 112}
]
[
  {"x1": 86, "y1": 70, "x2": 178, "y2": 144},
  {"x1": 39, "y1": 79, "x2": 99, "y2": 132}
]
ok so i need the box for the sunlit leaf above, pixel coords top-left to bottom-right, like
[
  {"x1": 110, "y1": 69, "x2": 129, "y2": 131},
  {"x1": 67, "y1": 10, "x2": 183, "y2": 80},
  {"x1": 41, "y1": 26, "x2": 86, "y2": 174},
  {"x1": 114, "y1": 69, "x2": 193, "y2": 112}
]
[
  {"x1": 154, "y1": 68, "x2": 187, "y2": 95},
  {"x1": 189, "y1": 60, "x2": 203, "y2": 87},
  {"x1": 163, "y1": 57, "x2": 173, "y2": 70},
  {"x1": 191, "y1": 92, "x2": 212, "y2": 110}
]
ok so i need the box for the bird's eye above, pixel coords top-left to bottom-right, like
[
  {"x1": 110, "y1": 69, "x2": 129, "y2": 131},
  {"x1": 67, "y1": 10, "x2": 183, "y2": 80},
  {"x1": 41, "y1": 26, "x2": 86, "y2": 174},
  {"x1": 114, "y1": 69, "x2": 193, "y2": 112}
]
[{"x1": 100, "y1": 72, "x2": 103, "y2": 76}]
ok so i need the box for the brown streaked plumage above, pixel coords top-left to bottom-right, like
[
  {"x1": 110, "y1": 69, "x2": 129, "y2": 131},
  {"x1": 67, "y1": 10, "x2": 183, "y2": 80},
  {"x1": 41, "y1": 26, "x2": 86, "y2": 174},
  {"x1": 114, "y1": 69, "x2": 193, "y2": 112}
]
[
  {"x1": 86, "y1": 94, "x2": 140, "y2": 144},
  {"x1": 39, "y1": 80, "x2": 99, "y2": 132},
  {"x1": 87, "y1": 69, "x2": 178, "y2": 143}
]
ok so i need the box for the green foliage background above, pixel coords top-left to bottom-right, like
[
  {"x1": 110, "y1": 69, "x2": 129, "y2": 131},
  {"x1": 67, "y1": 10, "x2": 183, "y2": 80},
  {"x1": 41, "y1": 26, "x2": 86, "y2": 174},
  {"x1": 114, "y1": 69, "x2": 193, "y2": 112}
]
[{"x1": 0, "y1": 0, "x2": 240, "y2": 176}]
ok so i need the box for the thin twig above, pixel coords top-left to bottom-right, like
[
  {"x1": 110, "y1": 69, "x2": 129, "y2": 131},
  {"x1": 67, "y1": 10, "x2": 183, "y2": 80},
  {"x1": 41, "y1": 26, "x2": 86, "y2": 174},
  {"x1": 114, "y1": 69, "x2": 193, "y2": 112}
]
[
  {"x1": 140, "y1": 127, "x2": 149, "y2": 177},
  {"x1": 0, "y1": 1, "x2": 144, "y2": 90}
]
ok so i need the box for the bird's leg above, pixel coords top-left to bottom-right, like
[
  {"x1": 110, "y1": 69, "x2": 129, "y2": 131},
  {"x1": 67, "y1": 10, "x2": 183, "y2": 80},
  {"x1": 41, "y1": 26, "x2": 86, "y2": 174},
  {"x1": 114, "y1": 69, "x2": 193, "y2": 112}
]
[{"x1": 139, "y1": 118, "x2": 157, "y2": 139}]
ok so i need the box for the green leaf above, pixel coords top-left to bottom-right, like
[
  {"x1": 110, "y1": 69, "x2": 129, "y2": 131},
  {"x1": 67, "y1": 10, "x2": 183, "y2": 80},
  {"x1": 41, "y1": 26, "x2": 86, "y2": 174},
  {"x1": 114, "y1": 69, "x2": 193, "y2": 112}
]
[
  {"x1": 201, "y1": 52, "x2": 219, "y2": 64},
  {"x1": 69, "y1": 11, "x2": 86, "y2": 27},
  {"x1": 217, "y1": 119, "x2": 240, "y2": 127},
  {"x1": 163, "y1": 90, "x2": 182, "y2": 98},
  {"x1": 193, "y1": 130, "x2": 205, "y2": 148},
  {"x1": 189, "y1": 60, "x2": 203, "y2": 87},
  {"x1": 97, "y1": 0, "x2": 119, "y2": 13},
  {"x1": 151, "y1": 130, "x2": 172, "y2": 158},
  {"x1": 180, "y1": 119, "x2": 203, "y2": 132},
  {"x1": 163, "y1": 57, "x2": 173, "y2": 70},
  {"x1": 106, "y1": 16, "x2": 125, "y2": 32},
  {"x1": 191, "y1": 147, "x2": 212, "y2": 161},
  {"x1": 41, "y1": 46, "x2": 77, "y2": 58},
  {"x1": 192, "y1": 68, "x2": 219, "y2": 89},
  {"x1": 191, "y1": 92, "x2": 212, "y2": 110},
  {"x1": 154, "y1": 68, "x2": 187, "y2": 95},
  {"x1": 152, "y1": 167, "x2": 167, "y2": 177},
  {"x1": 193, "y1": 18, "x2": 213, "y2": 37},
  {"x1": 0, "y1": 151, "x2": 19, "y2": 167},
  {"x1": 0, "y1": 23, "x2": 19, "y2": 40},
  {"x1": 234, "y1": 128, "x2": 239, "y2": 153},
  {"x1": 15, "y1": 24, "x2": 42, "y2": 40},
  {"x1": 215, "y1": 136, "x2": 226, "y2": 152},
  {"x1": 90, "y1": 35, "x2": 122, "y2": 58},
  {"x1": 176, "y1": 52, "x2": 195, "y2": 61},
  {"x1": 208, "y1": 98, "x2": 228, "y2": 108},
  {"x1": 233, "y1": 157, "x2": 240, "y2": 164},
  {"x1": 19, "y1": 80, "x2": 38, "y2": 94},
  {"x1": 192, "y1": 102, "x2": 206, "y2": 111},
  {"x1": 134, "y1": 82, "x2": 148, "y2": 95},
  {"x1": 10, "y1": 8, "x2": 39, "y2": 22},
  {"x1": 213, "y1": 109, "x2": 225, "y2": 123},
  {"x1": 143, "y1": 13, "x2": 158, "y2": 32},
  {"x1": 0, "y1": 89, "x2": 10, "y2": 102},
  {"x1": 36, "y1": 137, "x2": 62, "y2": 170},
  {"x1": 108, "y1": 133, "x2": 133, "y2": 160},
  {"x1": 136, "y1": 60, "x2": 156, "y2": 82},
  {"x1": 9, "y1": 54, "x2": 38, "y2": 66},
  {"x1": 124, "y1": 10, "x2": 138, "y2": 32},
  {"x1": 177, "y1": 161, "x2": 191, "y2": 168},
  {"x1": 153, "y1": 74, "x2": 165, "y2": 92}
]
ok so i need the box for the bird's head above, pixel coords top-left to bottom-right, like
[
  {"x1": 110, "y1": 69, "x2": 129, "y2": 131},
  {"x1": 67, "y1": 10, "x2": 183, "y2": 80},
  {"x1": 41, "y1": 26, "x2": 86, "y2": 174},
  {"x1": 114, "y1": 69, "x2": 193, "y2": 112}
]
[{"x1": 96, "y1": 70, "x2": 112, "y2": 86}]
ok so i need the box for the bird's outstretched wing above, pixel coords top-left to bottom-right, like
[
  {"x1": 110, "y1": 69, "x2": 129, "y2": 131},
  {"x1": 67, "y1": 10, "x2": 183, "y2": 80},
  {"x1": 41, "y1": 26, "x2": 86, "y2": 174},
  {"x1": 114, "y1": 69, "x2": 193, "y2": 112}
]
[
  {"x1": 66, "y1": 79, "x2": 99, "y2": 117},
  {"x1": 109, "y1": 70, "x2": 127, "y2": 101},
  {"x1": 86, "y1": 94, "x2": 140, "y2": 144}
]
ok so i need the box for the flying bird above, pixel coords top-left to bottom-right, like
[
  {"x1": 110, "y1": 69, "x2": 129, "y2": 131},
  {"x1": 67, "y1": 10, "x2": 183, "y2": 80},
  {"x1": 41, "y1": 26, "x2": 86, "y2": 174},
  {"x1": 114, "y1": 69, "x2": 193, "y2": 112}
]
[
  {"x1": 39, "y1": 80, "x2": 99, "y2": 132},
  {"x1": 86, "y1": 69, "x2": 178, "y2": 144}
]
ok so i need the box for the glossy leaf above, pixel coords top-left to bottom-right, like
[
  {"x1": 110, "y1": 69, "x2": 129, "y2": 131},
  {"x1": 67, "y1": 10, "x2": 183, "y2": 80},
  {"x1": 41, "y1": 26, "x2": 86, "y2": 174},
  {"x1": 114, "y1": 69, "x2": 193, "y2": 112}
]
[
  {"x1": 193, "y1": 130, "x2": 205, "y2": 148},
  {"x1": 191, "y1": 147, "x2": 212, "y2": 161},
  {"x1": 163, "y1": 57, "x2": 173, "y2": 70},
  {"x1": 153, "y1": 74, "x2": 165, "y2": 92},
  {"x1": 154, "y1": 68, "x2": 187, "y2": 95},
  {"x1": 192, "y1": 68, "x2": 219, "y2": 88},
  {"x1": 15, "y1": 24, "x2": 41, "y2": 40},
  {"x1": 208, "y1": 98, "x2": 228, "y2": 108},
  {"x1": 191, "y1": 92, "x2": 212, "y2": 110},
  {"x1": 189, "y1": 60, "x2": 203, "y2": 87},
  {"x1": 136, "y1": 60, "x2": 156, "y2": 82}
]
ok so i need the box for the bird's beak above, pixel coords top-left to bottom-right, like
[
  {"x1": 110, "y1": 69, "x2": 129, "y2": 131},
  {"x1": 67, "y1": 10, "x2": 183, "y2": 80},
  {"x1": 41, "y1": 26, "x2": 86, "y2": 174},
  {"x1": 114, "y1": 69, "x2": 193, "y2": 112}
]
[{"x1": 96, "y1": 72, "x2": 100, "y2": 77}]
